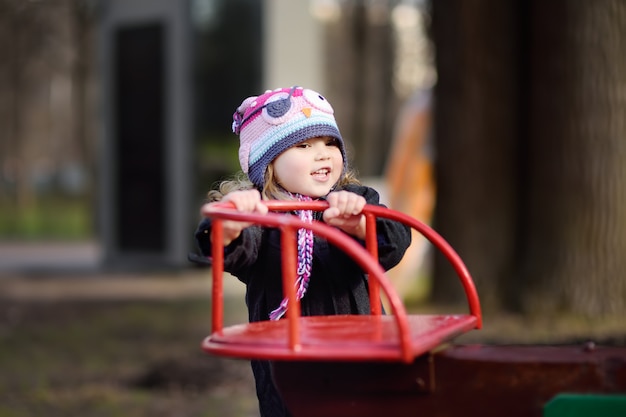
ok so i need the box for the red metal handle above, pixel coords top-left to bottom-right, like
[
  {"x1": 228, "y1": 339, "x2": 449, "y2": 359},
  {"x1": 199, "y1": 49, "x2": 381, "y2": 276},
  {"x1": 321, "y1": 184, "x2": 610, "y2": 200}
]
[{"x1": 202, "y1": 201, "x2": 482, "y2": 363}]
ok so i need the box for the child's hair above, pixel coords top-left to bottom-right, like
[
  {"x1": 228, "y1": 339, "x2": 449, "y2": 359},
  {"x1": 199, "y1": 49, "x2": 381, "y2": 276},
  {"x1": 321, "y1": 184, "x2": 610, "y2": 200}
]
[
  {"x1": 207, "y1": 164, "x2": 361, "y2": 202},
  {"x1": 207, "y1": 172, "x2": 254, "y2": 202}
]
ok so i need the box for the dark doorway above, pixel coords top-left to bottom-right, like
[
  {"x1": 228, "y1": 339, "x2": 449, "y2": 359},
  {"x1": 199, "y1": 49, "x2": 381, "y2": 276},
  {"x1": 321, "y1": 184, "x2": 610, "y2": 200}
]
[{"x1": 114, "y1": 23, "x2": 166, "y2": 252}]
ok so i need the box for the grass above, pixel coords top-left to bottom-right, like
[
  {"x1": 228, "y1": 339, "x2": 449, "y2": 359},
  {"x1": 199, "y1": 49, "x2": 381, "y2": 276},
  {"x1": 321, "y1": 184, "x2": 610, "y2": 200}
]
[
  {"x1": 1, "y1": 272, "x2": 624, "y2": 417},
  {"x1": 0, "y1": 196, "x2": 92, "y2": 241},
  {"x1": 0, "y1": 296, "x2": 258, "y2": 417}
]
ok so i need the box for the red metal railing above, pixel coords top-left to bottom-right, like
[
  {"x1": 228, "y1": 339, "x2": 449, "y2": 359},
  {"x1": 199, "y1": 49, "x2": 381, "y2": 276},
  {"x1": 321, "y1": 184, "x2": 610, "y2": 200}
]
[{"x1": 202, "y1": 201, "x2": 481, "y2": 363}]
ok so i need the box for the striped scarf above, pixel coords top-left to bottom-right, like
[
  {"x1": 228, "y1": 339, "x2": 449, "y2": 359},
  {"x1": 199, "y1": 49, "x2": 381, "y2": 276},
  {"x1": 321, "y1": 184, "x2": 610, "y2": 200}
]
[{"x1": 269, "y1": 194, "x2": 314, "y2": 320}]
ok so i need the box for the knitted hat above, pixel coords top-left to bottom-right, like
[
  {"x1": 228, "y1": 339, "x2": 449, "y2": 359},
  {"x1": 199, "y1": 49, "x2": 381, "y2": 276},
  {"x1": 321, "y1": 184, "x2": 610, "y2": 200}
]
[{"x1": 232, "y1": 86, "x2": 345, "y2": 188}]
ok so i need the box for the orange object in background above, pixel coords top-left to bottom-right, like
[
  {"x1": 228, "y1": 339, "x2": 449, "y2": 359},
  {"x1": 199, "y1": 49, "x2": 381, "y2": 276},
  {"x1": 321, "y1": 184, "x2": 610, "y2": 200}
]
[{"x1": 384, "y1": 90, "x2": 435, "y2": 303}]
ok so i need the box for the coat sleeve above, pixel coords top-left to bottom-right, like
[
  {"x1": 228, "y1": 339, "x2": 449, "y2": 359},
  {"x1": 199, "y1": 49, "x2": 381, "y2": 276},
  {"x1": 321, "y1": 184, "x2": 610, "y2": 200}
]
[
  {"x1": 194, "y1": 218, "x2": 263, "y2": 283},
  {"x1": 342, "y1": 184, "x2": 412, "y2": 271}
]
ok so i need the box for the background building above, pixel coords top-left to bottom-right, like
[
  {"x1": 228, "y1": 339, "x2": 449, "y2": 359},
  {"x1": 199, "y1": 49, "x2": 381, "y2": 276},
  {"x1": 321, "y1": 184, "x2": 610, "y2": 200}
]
[{"x1": 0, "y1": 0, "x2": 429, "y2": 271}]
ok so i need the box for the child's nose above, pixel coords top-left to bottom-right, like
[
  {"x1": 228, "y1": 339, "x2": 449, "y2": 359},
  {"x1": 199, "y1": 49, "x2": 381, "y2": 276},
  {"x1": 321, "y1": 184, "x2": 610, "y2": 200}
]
[{"x1": 315, "y1": 143, "x2": 330, "y2": 159}]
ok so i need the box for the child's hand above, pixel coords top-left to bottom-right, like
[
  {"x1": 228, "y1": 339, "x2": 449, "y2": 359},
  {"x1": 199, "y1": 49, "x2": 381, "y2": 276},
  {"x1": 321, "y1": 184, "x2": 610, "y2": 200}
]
[
  {"x1": 203, "y1": 189, "x2": 268, "y2": 245},
  {"x1": 323, "y1": 191, "x2": 367, "y2": 239}
]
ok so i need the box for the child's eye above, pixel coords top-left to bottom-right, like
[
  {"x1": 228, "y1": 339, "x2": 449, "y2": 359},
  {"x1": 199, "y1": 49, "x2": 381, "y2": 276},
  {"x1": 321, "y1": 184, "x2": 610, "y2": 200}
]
[
  {"x1": 296, "y1": 142, "x2": 310, "y2": 149},
  {"x1": 326, "y1": 138, "x2": 339, "y2": 147}
]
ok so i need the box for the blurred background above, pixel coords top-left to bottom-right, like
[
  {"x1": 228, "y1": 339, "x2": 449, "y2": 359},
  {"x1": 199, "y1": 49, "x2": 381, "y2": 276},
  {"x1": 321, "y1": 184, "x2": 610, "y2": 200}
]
[
  {"x1": 1, "y1": 0, "x2": 625, "y2": 416},
  {"x1": 1, "y1": 0, "x2": 437, "y2": 270}
]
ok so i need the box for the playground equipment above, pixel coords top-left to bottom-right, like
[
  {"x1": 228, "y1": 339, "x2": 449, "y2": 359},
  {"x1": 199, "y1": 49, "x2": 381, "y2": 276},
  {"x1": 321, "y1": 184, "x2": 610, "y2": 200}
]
[{"x1": 200, "y1": 202, "x2": 626, "y2": 417}]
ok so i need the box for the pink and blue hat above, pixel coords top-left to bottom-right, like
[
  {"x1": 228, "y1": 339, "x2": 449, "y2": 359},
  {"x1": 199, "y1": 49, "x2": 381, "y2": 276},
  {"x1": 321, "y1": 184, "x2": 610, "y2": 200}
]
[{"x1": 232, "y1": 86, "x2": 346, "y2": 188}]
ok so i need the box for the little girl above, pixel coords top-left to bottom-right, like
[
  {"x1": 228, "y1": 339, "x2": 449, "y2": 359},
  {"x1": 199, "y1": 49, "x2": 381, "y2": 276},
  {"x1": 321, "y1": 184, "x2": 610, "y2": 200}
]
[{"x1": 194, "y1": 86, "x2": 411, "y2": 417}]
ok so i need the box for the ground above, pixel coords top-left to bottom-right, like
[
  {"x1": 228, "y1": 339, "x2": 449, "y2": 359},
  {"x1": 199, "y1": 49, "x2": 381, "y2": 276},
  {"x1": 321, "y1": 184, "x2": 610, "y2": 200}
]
[
  {"x1": 1, "y1": 267, "x2": 625, "y2": 417},
  {"x1": 0, "y1": 268, "x2": 259, "y2": 417}
]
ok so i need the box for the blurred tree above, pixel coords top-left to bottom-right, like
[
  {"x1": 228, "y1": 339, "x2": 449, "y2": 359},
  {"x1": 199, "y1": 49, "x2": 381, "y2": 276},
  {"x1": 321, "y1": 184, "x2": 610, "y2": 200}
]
[
  {"x1": 324, "y1": 1, "x2": 400, "y2": 177},
  {"x1": 0, "y1": 0, "x2": 52, "y2": 208},
  {"x1": 431, "y1": 0, "x2": 626, "y2": 318},
  {"x1": 0, "y1": 0, "x2": 96, "y2": 238},
  {"x1": 193, "y1": 0, "x2": 262, "y2": 192},
  {"x1": 69, "y1": 0, "x2": 97, "y2": 206},
  {"x1": 522, "y1": 1, "x2": 626, "y2": 317}
]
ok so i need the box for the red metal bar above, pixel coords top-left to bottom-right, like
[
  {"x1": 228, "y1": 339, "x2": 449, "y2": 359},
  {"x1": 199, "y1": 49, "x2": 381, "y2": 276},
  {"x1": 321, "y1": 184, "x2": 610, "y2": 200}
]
[
  {"x1": 358, "y1": 205, "x2": 482, "y2": 328},
  {"x1": 281, "y1": 225, "x2": 301, "y2": 351},
  {"x1": 211, "y1": 219, "x2": 224, "y2": 333},
  {"x1": 202, "y1": 204, "x2": 414, "y2": 362},
  {"x1": 201, "y1": 201, "x2": 482, "y2": 361},
  {"x1": 262, "y1": 200, "x2": 329, "y2": 212},
  {"x1": 365, "y1": 213, "x2": 381, "y2": 315},
  {"x1": 252, "y1": 201, "x2": 481, "y2": 327}
]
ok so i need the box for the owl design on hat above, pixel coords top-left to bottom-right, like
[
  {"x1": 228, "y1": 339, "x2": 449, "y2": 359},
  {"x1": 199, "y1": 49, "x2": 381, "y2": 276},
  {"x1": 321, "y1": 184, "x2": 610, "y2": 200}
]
[{"x1": 232, "y1": 86, "x2": 346, "y2": 188}]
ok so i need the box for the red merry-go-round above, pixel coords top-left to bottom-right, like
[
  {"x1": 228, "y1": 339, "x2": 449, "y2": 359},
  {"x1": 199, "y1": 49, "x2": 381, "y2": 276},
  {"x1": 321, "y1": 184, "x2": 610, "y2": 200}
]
[{"x1": 200, "y1": 201, "x2": 626, "y2": 417}]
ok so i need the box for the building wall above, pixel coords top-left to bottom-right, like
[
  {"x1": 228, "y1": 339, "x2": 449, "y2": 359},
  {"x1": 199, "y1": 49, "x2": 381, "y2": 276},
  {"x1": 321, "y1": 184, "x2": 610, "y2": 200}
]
[{"x1": 263, "y1": 0, "x2": 325, "y2": 91}]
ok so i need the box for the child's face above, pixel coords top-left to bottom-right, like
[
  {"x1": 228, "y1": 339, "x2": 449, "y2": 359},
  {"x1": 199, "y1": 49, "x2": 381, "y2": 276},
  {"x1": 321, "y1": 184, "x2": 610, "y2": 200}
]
[{"x1": 272, "y1": 136, "x2": 343, "y2": 198}]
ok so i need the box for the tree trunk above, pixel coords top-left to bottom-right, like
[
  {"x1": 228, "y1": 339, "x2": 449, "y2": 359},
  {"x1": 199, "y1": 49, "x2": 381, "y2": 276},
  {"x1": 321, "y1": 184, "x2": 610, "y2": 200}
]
[
  {"x1": 324, "y1": 2, "x2": 399, "y2": 177},
  {"x1": 431, "y1": 0, "x2": 521, "y2": 311},
  {"x1": 70, "y1": 0, "x2": 97, "y2": 235},
  {"x1": 520, "y1": 0, "x2": 626, "y2": 316},
  {"x1": 432, "y1": 0, "x2": 626, "y2": 318}
]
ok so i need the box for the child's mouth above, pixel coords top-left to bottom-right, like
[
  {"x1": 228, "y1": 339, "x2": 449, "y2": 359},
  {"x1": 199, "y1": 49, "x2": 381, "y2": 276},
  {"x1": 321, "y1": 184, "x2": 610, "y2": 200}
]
[{"x1": 311, "y1": 168, "x2": 330, "y2": 180}]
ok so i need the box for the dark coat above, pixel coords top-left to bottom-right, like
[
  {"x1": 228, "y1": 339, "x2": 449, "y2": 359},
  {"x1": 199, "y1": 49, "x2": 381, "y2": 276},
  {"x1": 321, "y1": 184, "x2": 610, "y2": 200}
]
[
  {"x1": 195, "y1": 184, "x2": 411, "y2": 323},
  {"x1": 194, "y1": 184, "x2": 411, "y2": 417}
]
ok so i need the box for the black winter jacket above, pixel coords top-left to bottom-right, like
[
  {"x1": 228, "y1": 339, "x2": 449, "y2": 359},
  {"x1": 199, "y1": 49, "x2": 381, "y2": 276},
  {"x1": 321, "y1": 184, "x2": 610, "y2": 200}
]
[{"x1": 195, "y1": 184, "x2": 411, "y2": 323}]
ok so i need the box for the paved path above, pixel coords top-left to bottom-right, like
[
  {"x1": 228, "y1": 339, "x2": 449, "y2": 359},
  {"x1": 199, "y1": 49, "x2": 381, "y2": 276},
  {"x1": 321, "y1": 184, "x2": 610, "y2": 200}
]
[
  {"x1": 0, "y1": 267, "x2": 246, "y2": 301},
  {"x1": 0, "y1": 241, "x2": 246, "y2": 301},
  {"x1": 0, "y1": 241, "x2": 101, "y2": 274}
]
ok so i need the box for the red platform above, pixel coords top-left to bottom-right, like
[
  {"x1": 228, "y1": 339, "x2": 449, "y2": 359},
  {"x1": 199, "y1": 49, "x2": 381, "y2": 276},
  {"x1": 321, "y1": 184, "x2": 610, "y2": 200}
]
[
  {"x1": 204, "y1": 314, "x2": 478, "y2": 362},
  {"x1": 201, "y1": 201, "x2": 481, "y2": 363}
]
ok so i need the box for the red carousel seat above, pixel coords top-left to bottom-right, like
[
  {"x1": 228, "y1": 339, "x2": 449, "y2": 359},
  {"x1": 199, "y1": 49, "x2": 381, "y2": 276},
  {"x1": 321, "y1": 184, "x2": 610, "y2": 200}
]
[{"x1": 201, "y1": 201, "x2": 481, "y2": 364}]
